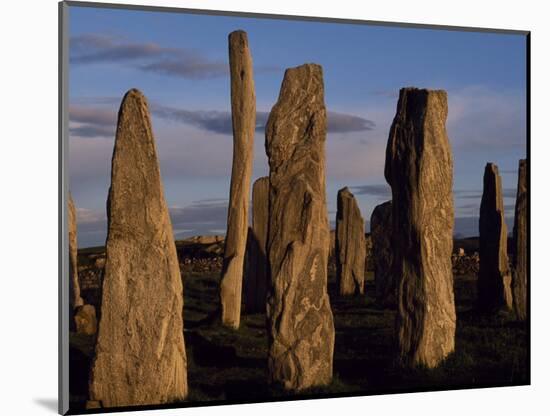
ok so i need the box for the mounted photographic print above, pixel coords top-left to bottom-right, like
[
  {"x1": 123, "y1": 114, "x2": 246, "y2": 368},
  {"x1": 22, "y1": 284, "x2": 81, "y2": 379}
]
[{"x1": 59, "y1": 1, "x2": 530, "y2": 414}]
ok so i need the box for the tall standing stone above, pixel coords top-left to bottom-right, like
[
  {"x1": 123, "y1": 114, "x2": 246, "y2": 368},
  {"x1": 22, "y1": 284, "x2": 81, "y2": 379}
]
[
  {"x1": 68, "y1": 192, "x2": 84, "y2": 313},
  {"x1": 68, "y1": 192, "x2": 84, "y2": 334},
  {"x1": 385, "y1": 87, "x2": 456, "y2": 368},
  {"x1": 371, "y1": 200, "x2": 395, "y2": 306},
  {"x1": 265, "y1": 64, "x2": 335, "y2": 390},
  {"x1": 220, "y1": 30, "x2": 256, "y2": 329},
  {"x1": 244, "y1": 176, "x2": 269, "y2": 313},
  {"x1": 512, "y1": 159, "x2": 527, "y2": 320},
  {"x1": 335, "y1": 187, "x2": 366, "y2": 295},
  {"x1": 478, "y1": 163, "x2": 513, "y2": 312},
  {"x1": 88, "y1": 89, "x2": 187, "y2": 408}
]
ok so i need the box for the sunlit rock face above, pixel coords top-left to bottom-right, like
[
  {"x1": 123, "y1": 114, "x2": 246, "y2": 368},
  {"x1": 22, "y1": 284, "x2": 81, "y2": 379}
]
[
  {"x1": 478, "y1": 163, "x2": 513, "y2": 313},
  {"x1": 220, "y1": 30, "x2": 257, "y2": 329},
  {"x1": 335, "y1": 187, "x2": 366, "y2": 296},
  {"x1": 385, "y1": 87, "x2": 456, "y2": 369},
  {"x1": 88, "y1": 89, "x2": 188, "y2": 408},
  {"x1": 512, "y1": 159, "x2": 527, "y2": 320},
  {"x1": 265, "y1": 63, "x2": 335, "y2": 391}
]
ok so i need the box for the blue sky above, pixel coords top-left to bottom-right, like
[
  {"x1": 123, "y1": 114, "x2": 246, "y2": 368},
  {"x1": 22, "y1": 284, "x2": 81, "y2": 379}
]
[{"x1": 67, "y1": 5, "x2": 527, "y2": 247}]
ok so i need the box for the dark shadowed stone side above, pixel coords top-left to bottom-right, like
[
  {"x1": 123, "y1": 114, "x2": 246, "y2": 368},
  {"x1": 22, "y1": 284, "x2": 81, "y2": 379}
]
[
  {"x1": 244, "y1": 176, "x2": 269, "y2": 313},
  {"x1": 371, "y1": 200, "x2": 395, "y2": 306},
  {"x1": 512, "y1": 159, "x2": 527, "y2": 320},
  {"x1": 478, "y1": 163, "x2": 513, "y2": 313},
  {"x1": 88, "y1": 89, "x2": 188, "y2": 408},
  {"x1": 335, "y1": 187, "x2": 366, "y2": 295},
  {"x1": 220, "y1": 30, "x2": 256, "y2": 329},
  {"x1": 265, "y1": 63, "x2": 335, "y2": 391},
  {"x1": 385, "y1": 87, "x2": 456, "y2": 368}
]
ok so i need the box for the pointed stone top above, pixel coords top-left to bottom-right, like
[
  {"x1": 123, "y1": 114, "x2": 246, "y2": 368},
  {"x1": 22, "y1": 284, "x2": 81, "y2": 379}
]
[
  {"x1": 118, "y1": 89, "x2": 150, "y2": 123},
  {"x1": 337, "y1": 187, "x2": 355, "y2": 199},
  {"x1": 122, "y1": 88, "x2": 146, "y2": 102}
]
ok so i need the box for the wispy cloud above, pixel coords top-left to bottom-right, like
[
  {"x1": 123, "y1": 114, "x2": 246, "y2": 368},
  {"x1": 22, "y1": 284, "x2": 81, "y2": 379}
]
[
  {"x1": 69, "y1": 106, "x2": 117, "y2": 138},
  {"x1": 349, "y1": 184, "x2": 391, "y2": 199},
  {"x1": 69, "y1": 100, "x2": 376, "y2": 139},
  {"x1": 70, "y1": 33, "x2": 280, "y2": 80},
  {"x1": 158, "y1": 107, "x2": 375, "y2": 135},
  {"x1": 71, "y1": 34, "x2": 228, "y2": 79}
]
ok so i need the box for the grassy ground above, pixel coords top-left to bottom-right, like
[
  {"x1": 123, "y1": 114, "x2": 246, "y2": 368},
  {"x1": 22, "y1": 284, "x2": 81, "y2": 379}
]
[{"x1": 69, "y1": 270, "x2": 528, "y2": 410}]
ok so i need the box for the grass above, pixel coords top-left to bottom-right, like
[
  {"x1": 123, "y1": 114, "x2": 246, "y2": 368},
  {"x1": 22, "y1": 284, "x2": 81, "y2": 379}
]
[{"x1": 69, "y1": 267, "x2": 528, "y2": 410}]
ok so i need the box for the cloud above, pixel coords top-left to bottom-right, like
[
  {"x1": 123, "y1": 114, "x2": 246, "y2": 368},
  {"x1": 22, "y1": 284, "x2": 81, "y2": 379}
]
[
  {"x1": 70, "y1": 33, "x2": 280, "y2": 80},
  {"x1": 325, "y1": 112, "x2": 376, "y2": 133},
  {"x1": 69, "y1": 105, "x2": 117, "y2": 138},
  {"x1": 157, "y1": 107, "x2": 375, "y2": 135},
  {"x1": 140, "y1": 58, "x2": 227, "y2": 80},
  {"x1": 349, "y1": 184, "x2": 391, "y2": 199},
  {"x1": 69, "y1": 100, "x2": 376, "y2": 139},
  {"x1": 71, "y1": 33, "x2": 228, "y2": 80}
]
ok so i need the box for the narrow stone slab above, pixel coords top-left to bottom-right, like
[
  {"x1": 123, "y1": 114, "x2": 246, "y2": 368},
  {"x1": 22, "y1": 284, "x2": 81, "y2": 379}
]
[
  {"x1": 371, "y1": 200, "x2": 395, "y2": 306},
  {"x1": 265, "y1": 63, "x2": 335, "y2": 390},
  {"x1": 478, "y1": 163, "x2": 513, "y2": 312},
  {"x1": 245, "y1": 176, "x2": 269, "y2": 313},
  {"x1": 220, "y1": 30, "x2": 256, "y2": 328},
  {"x1": 385, "y1": 87, "x2": 456, "y2": 368},
  {"x1": 512, "y1": 159, "x2": 527, "y2": 320},
  {"x1": 89, "y1": 89, "x2": 188, "y2": 408},
  {"x1": 69, "y1": 192, "x2": 84, "y2": 313},
  {"x1": 335, "y1": 187, "x2": 366, "y2": 295}
]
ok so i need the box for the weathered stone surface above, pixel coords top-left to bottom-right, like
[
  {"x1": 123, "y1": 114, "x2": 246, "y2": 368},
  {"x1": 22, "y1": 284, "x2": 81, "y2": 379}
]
[
  {"x1": 478, "y1": 163, "x2": 513, "y2": 312},
  {"x1": 89, "y1": 89, "x2": 188, "y2": 408},
  {"x1": 220, "y1": 30, "x2": 256, "y2": 329},
  {"x1": 265, "y1": 63, "x2": 335, "y2": 390},
  {"x1": 244, "y1": 176, "x2": 269, "y2": 313},
  {"x1": 385, "y1": 87, "x2": 456, "y2": 368},
  {"x1": 370, "y1": 200, "x2": 395, "y2": 306},
  {"x1": 512, "y1": 159, "x2": 527, "y2": 320},
  {"x1": 69, "y1": 193, "x2": 84, "y2": 311},
  {"x1": 75, "y1": 304, "x2": 97, "y2": 335},
  {"x1": 335, "y1": 187, "x2": 366, "y2": 295}
]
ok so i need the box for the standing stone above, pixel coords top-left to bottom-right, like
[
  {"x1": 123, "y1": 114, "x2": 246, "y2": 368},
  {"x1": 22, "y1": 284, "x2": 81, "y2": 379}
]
[
  {"x1": 478, "y1": 163, "x2": 513, "y2": 312},
  {"x1": 75, "y1": 304, "x2": 97, "y2": 336},
  {"x1": 512, "y1": 159, "x2": 527, "y2": 319},
  {"x1": 68, "y1": 193, "x2": 84, "y2": 313},
  {"x1": 335, "y1": 187, "x2": 366, "y2": 295},
  {"x1": 385, "y1": 87, "x2": 456, "y2": 368},
  {"x1": 220, "y1": 30, "x2": 256, "y2": 329},
  {"x1": 88, "y1": 89, "x2": 187, "y2": 408},
  {"x1": 370, "y1": 200, "x2": 395, "y2": 306},
  {"x1": 265, "y1": 64, "x2": 335, "y2": 390},
  {"x1": 244, "y1": 176, "x2": 269, "y2": 313}
]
